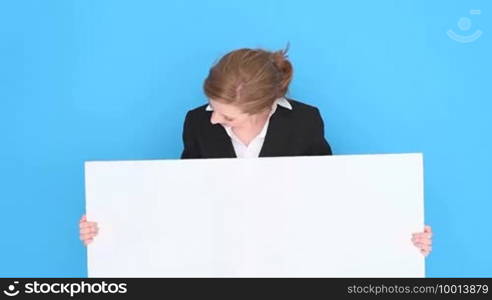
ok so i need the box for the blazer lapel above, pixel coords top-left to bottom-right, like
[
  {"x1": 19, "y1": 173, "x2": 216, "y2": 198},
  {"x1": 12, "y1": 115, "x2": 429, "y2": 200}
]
[
  {"x1": 207, "y1": 121, "x2": 237, "y2": 158},
  {"x1": 259, "y1": 107, "x2": 292, "y2": 157}
]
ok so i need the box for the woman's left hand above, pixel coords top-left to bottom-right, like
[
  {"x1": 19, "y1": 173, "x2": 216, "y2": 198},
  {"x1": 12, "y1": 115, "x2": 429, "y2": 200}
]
[{"x1": 412, "y1": 225, "x2": 432, "y2": 257}]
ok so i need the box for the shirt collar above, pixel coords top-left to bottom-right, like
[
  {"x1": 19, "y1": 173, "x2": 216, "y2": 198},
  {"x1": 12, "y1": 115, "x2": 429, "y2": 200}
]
[{"x1": 205, "y1": 96, "x2": 292, "y2": 111}]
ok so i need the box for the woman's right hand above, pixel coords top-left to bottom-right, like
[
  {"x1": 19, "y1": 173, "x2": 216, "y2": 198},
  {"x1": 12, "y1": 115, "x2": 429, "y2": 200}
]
[{"x1": 79, "y1": 214, "x2": 99, "y2": 246}]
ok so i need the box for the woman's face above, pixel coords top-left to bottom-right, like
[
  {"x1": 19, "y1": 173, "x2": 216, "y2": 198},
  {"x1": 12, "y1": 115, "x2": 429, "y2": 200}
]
[{"x1": 208, "y1": 99, "x2": 252, "y2": 128}]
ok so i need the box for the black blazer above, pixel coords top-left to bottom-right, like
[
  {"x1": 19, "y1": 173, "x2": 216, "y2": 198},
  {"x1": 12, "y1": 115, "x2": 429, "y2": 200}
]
[{"x1": 180, "y1": 98, "x2": 332, "y2": 159}]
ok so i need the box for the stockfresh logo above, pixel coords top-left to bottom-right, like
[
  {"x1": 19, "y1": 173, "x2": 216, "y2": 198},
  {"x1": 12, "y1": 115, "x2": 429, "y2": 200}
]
[
  {"x1": 447, "y1": 9, "x2": 483, "y2": 43},
  {"x1": 3, "y1": 281, "x2": 20, "y2": 297}
]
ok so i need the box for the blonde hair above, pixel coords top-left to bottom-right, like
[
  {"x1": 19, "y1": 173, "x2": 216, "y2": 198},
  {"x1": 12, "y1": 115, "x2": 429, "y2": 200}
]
[{"x1": 203, "y1": 45, "x2": 293, "y2": 115}]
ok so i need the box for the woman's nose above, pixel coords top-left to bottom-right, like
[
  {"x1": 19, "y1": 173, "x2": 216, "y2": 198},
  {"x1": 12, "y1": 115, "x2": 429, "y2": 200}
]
[{"x1": 210, "y1": 112, "x2": 222, "y2": 125}]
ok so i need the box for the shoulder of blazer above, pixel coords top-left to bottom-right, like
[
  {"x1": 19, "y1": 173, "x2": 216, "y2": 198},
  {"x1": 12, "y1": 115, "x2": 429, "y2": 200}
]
[
  {"x1": 285, "y1": 98, "x2": 322, "y2": 119},
  {"x1": 278, "y1": 98, "x2": 325, "y2": 136},
  {"x1": 284, "y1": 99, "x2": 326, "y2": 143},
  {"x1": 182, "y1": 104, "x2": 209, "y2": 136}
]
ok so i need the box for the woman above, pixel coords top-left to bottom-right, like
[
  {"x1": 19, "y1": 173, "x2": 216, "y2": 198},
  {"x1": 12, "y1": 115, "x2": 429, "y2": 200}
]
[{"x1": 80, "y1": 47, "x2": 432, "y2": 256}]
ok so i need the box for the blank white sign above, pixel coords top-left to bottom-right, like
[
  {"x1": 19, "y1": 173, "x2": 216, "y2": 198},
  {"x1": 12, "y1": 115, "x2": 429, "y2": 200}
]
[{"x1": 85, "y1": 153, "x2": 424, "y2": 277}]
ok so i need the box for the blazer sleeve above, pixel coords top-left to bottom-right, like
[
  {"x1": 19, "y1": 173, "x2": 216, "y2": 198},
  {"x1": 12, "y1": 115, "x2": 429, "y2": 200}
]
[
  {"x1": 180, "y1": 111, "x2": 202, "y2": 159},
  {"x1": 309, "y1": 108, "x2": 333, "y2": 156}
]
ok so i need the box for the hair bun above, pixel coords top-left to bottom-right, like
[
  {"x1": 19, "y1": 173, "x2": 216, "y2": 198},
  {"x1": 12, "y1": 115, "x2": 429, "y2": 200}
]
[
  {"x1": 271, "y1": 48, "x2": 288, "y2": 71},
  {"x1": 271, "y1": 44, "x2": 293, "y2": 96}
]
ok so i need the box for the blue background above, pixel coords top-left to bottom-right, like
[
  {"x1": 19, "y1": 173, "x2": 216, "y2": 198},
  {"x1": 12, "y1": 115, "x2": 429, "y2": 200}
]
[{"x1": 1, "y1": 0, "x2": 490, "y2": 277}]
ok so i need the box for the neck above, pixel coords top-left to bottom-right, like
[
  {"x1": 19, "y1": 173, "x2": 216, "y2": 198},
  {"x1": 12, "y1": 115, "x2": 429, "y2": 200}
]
[{"x1": 238, "y1": 109, "x2": 271, "y2": 130}]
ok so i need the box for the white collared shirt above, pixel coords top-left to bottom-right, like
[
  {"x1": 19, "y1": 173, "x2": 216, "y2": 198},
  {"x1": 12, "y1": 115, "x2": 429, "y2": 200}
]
[{"x1": 205, "y1": 97, "x2": 293, "y2": 158}]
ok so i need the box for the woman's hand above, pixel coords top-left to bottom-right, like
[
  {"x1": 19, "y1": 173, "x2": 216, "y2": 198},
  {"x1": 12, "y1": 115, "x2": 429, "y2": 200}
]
[
  {"x1": 412, "y1": 225, "x2": 432, "y2": 257},
  {"x1": 79, "y1": 214, "x2": 99, "y2": 246}
]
